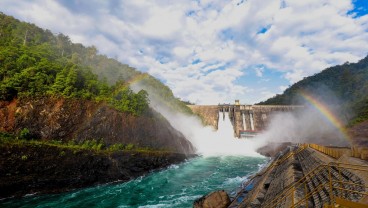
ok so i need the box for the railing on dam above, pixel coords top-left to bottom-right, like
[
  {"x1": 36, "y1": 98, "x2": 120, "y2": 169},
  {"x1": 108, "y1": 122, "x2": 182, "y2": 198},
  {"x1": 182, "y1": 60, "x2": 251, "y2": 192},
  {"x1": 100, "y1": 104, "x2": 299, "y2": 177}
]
[
  {"x1": 217, "y1": 104, "x2": 304, "y2": 111},
  {"x1": 309, "y1": 144, "x2": 368, "y2": 161}
]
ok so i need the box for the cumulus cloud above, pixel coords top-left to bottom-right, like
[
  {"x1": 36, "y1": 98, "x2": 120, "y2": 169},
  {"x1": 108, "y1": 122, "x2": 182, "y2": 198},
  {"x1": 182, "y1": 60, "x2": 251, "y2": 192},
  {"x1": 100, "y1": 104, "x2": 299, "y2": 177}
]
[{"x1": 1, "y1": 0, "x2": 368, "y2": 104}]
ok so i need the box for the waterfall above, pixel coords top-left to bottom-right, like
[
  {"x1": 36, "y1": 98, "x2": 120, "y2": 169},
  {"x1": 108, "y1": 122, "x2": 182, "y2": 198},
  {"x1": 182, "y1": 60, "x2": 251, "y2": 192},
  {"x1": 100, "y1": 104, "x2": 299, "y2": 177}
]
[
  {"x1": 217, "y1": 112, "x2": 235, "y2": 137},
  {"x1": 143, "y1": 102, "x2": 260, "y2": 156},
  {"x1": 249, "y1": 111, "x2": 255, "y2": 131},
  {"x1": 242, "y1": 112, "x2": 247, "y2": 130}
]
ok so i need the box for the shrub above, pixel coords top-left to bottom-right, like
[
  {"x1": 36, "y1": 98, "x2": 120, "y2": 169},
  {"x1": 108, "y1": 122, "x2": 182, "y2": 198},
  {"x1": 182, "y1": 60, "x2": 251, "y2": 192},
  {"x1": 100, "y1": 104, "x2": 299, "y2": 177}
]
[
  {"x1": 108, "y1": 143, "x2": 125, "y2": 151},
  {"x1": 92, "y1": 142, "x2": 104, "y2": 150},
  {"x1": 19, "y1": 128, "x2": 31, "y2": 140},
  {"x1": 80, "y1": 139, "x2": 105, "y2": 150},
  {"x1": 67, "y1": 139, "x2": 76, "y2": 146},
  {"x1": 125, "y1": 143, "x2": 134, "y2": 150},
  {"x1": 0, "y1": 132, "x2": 13, "y2": 140},
  {"x1": 59, "y1": 151, "x2": 66, "y2": 156}
]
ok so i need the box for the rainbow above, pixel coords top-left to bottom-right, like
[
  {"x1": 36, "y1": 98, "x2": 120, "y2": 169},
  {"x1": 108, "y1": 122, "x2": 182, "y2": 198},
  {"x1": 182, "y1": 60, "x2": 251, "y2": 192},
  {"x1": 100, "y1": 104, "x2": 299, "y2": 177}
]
[
  {"x1": 125, "y1": 73, "x2": 149, "y2": 86},
  {"x1": 299, "y1": 90, "x2": 350, "y2": 140}
]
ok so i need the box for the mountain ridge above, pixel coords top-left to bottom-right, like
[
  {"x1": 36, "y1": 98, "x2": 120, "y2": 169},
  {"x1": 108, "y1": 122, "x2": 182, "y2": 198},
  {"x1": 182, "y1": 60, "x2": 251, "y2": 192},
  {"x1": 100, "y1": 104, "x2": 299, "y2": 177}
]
[{"x1": 258, "y1": 55, "x2": 368, "y2": 126}]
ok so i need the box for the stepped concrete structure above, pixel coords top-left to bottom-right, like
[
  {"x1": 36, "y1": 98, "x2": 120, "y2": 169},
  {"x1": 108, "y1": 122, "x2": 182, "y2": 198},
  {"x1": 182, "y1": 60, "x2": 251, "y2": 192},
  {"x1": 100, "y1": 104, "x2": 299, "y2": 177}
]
[
  {"x1": 188, "y1": 101, "x2": 303, "y2": 137},
  {"x1": 228, "y1": 144, "x2": 368, "y2": 208}
]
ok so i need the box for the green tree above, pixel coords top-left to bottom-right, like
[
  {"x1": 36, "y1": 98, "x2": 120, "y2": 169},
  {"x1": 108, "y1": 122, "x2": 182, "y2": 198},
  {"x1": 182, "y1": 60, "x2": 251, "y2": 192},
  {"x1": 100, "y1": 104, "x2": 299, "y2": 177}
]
[
  {"x1": 51, "y1": 69, "x2": 67, "y2": 94},
  {"x1": 134, "y1": 90, "x2": 149, "y2": 115},
  {"x1": 63, "y1": 66, "x2": 77, "y2": 97}
]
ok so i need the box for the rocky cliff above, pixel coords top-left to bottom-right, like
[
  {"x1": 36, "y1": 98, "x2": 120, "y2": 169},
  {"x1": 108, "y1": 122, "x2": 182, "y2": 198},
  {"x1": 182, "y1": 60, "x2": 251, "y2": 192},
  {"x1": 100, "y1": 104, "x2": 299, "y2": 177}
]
[
  {"x1": 0, "y1": 141, "x2": 189, "y2": 199},
  {"x1": 0, "y1": 97, "x2": 195, "y2": 199},
  {"x1": 0, "y1": 97, "x2": 194, "y2": 154}
]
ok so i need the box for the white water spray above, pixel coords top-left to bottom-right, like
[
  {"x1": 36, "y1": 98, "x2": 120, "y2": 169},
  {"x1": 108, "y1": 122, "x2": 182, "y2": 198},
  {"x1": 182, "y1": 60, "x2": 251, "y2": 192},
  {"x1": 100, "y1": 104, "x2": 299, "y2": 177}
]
[
  {"x1": 150, "y1": 104, "x2": 261, "y2": 157},
  {"x1": 189, "y1": 112, "x2": 261, "y2": 156},
  {"x1": 130, "y1": 83, "x2": 262, "y2": 157},
  {"x1": 242, "y1": 112, "x2": 247, "y2": 130},
  {"x1": 249, "y1": 111, "x2": 255, "y2": 131}
]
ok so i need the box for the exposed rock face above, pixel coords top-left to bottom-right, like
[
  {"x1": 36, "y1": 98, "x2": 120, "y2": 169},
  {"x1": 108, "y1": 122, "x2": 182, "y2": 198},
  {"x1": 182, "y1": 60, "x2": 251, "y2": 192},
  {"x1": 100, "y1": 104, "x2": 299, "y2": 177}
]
[
  {"x1": 256, "y1": 142, "x2": 292, "y2": 157},
  {"x1": 0, "y1": 98, "x2": 194, "y2": 154},
  {"x1": 193, "y1": 190, "x2": 231, "y2": 208},
  {"x1": 0, "y1": 142, "x2": 190, "y2": 198}
]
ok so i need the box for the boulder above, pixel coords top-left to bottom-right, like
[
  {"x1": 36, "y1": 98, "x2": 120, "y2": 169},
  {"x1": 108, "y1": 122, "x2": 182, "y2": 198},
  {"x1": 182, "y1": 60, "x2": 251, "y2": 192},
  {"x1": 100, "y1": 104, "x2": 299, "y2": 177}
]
[{"x1": 193, "y1": 190, "x2": 231, "y2": 208}]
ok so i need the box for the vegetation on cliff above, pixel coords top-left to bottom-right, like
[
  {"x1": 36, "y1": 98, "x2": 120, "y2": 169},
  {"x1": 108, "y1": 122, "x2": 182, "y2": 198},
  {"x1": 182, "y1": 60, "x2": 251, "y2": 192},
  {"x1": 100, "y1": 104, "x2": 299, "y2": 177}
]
[
  {"x1": 0, "y1": 12, "x2": 191, "y2": 115},
  {"x1": 0, "y1": 131, "x2": 171, "y2": 153},
  {"x1": 258, "y1": 56, "x2": 368, "y2": 125}
]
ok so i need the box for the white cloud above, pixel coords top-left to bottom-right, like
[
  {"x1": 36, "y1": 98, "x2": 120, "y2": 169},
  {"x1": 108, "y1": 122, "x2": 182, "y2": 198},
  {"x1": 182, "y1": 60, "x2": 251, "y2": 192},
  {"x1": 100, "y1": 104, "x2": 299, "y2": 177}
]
[
  {"x1": 255, "y1": 67, "x2": 264, "y2": 77},
  {"x1": 279, "y1": 85, "x2": 288, "y2": 92},
  {"x1": 1, "y1": 0, "x2": 368, "y2": 104}
]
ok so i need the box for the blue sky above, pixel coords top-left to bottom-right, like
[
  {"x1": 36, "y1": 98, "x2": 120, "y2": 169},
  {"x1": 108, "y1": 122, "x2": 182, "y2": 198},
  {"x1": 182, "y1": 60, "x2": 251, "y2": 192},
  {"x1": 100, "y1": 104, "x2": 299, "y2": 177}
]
[
  {"x1": 1, "y1": 0, "x2": 368, "y2": 104},
  {"x1": 350, "y1": 0, "x2": 368, "y2": 17}
]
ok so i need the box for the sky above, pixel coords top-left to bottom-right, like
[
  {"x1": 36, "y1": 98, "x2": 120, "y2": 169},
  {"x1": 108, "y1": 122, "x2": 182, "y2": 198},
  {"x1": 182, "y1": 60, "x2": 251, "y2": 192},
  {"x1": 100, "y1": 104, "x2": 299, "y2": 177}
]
[{"x1": 1, "y1": 0, "x2": 368, "y2": 104}]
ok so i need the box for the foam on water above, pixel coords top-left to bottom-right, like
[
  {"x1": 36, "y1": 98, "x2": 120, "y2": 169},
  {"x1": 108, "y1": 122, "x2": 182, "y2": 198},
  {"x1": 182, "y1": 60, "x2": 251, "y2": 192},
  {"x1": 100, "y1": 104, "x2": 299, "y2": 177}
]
[{"x1": 192, "y1": 112, "x2": 262, "y2": 156}]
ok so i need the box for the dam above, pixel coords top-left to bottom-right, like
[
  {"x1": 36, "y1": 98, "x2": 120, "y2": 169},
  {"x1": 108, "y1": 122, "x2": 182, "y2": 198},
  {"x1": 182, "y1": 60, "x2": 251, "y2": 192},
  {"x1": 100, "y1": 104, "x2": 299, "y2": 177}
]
[{"x1": 188, "y1": 101, "x2": 303, "y2": 138}]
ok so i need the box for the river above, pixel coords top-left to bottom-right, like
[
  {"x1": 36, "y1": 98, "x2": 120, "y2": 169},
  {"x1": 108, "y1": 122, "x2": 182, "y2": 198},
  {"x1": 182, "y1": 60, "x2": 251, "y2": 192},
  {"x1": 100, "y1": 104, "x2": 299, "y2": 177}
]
[{"x1": 1, "y1": 155, "x2": 266, "y2": 208}]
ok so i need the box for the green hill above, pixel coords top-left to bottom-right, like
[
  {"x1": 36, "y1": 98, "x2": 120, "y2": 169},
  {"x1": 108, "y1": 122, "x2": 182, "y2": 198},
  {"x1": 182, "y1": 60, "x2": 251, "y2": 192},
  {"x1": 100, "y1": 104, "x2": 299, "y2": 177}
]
[
  {"x1": 258, "y1": 56, "x2": 368, "y2": 125},
  {"x1": 0, "y1": 12, "x2": 192, "y2": 115}
]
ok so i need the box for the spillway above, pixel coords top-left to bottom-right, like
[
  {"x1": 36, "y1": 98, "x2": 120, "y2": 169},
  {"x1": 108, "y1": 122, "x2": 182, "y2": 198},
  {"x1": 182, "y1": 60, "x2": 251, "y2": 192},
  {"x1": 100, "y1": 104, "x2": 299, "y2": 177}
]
[
  {"x1": 249, "y1": 111, "x2": 255, "y2": 131},
  {"x1": 242, "y1": 112, "x2": 247, "y2": 131}
]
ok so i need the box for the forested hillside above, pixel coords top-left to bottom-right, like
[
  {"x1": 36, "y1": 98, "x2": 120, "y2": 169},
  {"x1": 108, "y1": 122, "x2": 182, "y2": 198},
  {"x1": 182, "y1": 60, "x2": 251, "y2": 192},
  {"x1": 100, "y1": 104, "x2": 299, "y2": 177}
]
[
  {"x1": 0, "y1": 12, "x2": 191, "y2": 115},
  {"x1": 0, "y1": 13, "x2": 196, "y2": 198},
  {"x1": 258, "y1": 56, "x2": 368, "y2": 125}
]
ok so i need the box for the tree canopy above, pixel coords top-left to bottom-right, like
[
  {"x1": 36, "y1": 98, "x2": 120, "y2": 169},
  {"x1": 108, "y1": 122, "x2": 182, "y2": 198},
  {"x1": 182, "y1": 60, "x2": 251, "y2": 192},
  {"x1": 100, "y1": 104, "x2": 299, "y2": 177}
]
[{"x1": 0, "y1": 12, "x2": 149, "y2": 116}]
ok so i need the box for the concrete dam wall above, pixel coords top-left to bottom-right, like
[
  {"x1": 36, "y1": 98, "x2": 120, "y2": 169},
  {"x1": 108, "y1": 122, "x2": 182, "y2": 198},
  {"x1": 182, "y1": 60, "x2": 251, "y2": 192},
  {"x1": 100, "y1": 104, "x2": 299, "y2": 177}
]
[
  {"x1": 188, "y1": 105, "x2": 220, "y2": 129},
  {"x1": 188, "y1": 104, "x2": 303, "y2": 137}
]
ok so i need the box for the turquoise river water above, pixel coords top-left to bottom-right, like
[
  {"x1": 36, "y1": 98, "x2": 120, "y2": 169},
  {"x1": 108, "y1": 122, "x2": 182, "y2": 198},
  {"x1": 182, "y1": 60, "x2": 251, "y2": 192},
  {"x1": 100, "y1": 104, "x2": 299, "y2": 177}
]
[{"x1": 1, "y1": 155, "x2": 267, "y2": 208}]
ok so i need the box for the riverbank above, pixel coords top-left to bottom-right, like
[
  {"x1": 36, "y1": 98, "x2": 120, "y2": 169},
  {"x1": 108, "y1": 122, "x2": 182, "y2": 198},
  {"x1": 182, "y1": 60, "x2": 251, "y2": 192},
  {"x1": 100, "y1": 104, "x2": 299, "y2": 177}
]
[{"x1": 0, "y1": 137, "x2": 192, "y2": 199}]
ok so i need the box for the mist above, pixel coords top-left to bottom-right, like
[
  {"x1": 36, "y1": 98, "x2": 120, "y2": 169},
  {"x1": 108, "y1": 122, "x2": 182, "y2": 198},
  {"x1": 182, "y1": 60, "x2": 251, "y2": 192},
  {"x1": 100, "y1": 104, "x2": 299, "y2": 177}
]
[
  {"x1": 150, "y1": 103, "x2": 261, "y2": 157},
  {"x1": 131, "y1": 83, "x2": 261, "y2": 157},
  {"x1": 253, "y1": 93, "x2": 351, "y2": 149},
  {"x1": 258, "y1": 109, "x2": 347, "y2": 148}
]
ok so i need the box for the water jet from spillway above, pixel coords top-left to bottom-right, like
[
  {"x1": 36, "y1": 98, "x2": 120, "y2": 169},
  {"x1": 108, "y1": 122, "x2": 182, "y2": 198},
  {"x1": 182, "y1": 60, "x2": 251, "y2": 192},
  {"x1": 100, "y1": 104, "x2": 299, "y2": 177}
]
[
  {"x1": 191, "y1": 112, "x2": 261, "y2": 156},
  {"x1": 150, "y1": 103, "x2": 261, "y2": 157},
  {"x1": 129, "y1": 84, "x2": 262, "y2": 157}
]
